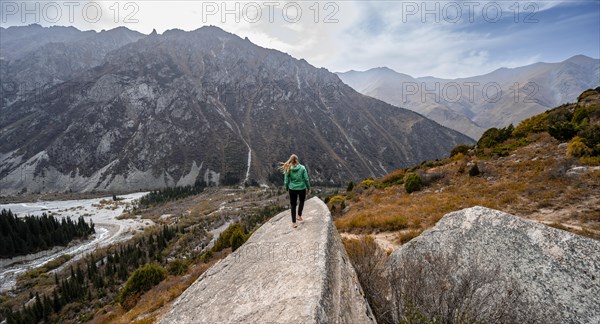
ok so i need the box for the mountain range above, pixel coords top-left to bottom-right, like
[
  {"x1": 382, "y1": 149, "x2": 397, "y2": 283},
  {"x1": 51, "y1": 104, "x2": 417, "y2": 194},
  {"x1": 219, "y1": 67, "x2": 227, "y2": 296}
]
[
  {"x1": 0, "y1": 24, "x2": 145, "y2": 108},
  {"x1": 337, "y1": 55, "x2": 600, "y2": 139},
  {"x1": 0, "y1": 25, "x2": 472, "y2": 194}
]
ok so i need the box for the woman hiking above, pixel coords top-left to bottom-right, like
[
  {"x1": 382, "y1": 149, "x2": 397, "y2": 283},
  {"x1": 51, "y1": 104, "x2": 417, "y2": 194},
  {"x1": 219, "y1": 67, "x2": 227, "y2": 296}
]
[{"x1": 279, "y1": 154, "x2": 311, "y2": 228}]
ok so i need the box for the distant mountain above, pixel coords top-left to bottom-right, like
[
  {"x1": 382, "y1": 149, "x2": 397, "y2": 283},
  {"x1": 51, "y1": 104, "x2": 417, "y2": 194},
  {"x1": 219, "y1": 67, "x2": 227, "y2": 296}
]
[
  {"x1": 0, "y1": 24, "x2": 145, "y2": 107},
  {"x1": 0, "y1": 24, "x2": 93, "y2": 60},
  {"x1": 337, "y1": 56, "x2": 600, "y2": 139},
  {"x1": 0, "y1": 26, "x2": 473, "y2": 194}
]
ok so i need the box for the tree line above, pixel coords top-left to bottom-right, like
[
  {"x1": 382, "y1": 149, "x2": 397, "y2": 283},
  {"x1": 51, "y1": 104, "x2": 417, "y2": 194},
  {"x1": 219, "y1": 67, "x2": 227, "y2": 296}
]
[
  {"x1": 2, "y1": 225, "x2": 179, "y2": 324},
  {"x1": 137, "y1": 180, "x2": 206, "y2": 208},
  {"x1": 0, "y1": 209, "x2": 95, "y2": 259}
]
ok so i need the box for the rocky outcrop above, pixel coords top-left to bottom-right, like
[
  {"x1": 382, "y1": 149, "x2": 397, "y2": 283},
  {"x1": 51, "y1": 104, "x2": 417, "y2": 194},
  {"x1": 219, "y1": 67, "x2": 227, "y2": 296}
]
[
  {"x1": 387, "y1": 206, "x2": 600, "y2": 323},
  {"x1": 160, "y1": 197, "x2": 375, "y2": 323}
]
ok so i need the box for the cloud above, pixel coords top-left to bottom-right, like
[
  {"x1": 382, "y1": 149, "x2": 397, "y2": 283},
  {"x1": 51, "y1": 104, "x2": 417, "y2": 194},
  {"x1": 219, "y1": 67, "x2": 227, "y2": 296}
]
[{"x1": 1, "y1": 0, "x2": 597, "y2": 78}]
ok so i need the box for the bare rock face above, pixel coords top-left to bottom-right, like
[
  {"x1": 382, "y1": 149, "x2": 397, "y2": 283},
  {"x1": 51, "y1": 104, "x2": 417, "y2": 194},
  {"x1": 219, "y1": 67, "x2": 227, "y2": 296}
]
[
  {"x1": 387, "y1": 206, "x2": 600, "y2": 324},
  {"x1": 160, "y1": 198, "x2": 375, "y2": 324}
]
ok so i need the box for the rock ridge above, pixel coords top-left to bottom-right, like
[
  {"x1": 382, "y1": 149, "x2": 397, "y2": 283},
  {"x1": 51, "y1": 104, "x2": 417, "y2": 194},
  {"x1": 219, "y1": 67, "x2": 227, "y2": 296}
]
[
  {"x1": 388, "y1": 206, "x2": 600, "y2": 323},
  {"x1": 160, "y1": 197, "x2": 375, "y2": 323}
]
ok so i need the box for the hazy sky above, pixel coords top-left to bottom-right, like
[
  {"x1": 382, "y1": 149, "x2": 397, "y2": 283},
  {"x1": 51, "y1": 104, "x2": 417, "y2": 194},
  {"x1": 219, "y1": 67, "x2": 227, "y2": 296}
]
[{"x1": 1, "y1": 0, "x2": 599, "y2": 78}]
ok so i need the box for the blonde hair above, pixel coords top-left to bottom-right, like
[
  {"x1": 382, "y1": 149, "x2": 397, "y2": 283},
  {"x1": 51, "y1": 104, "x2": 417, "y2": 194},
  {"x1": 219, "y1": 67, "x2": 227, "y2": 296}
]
[{"x1": 279, "y1": 154, "x2": 299, "y2": 174}]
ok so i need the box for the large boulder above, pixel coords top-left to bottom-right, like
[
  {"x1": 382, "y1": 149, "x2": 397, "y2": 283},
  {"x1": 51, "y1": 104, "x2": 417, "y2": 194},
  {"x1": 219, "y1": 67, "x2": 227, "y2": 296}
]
[
  {"x1": 160, "y1": 197, "x2": 375, "y2": 323},
  {"x1": 387, "y1": 206, "x2": 600, "y2": 324}
]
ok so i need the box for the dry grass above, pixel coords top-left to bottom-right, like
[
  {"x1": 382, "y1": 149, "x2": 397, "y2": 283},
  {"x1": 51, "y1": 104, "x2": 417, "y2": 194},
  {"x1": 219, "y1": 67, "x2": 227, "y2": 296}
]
[
  {"x1": 336, "y1": 182, "x2": 496, "y2": 234},
  {"x1": 397, "y1": 229, "x2": 424, "y2": 244},
  {"x1": 389, "y1": 248, "x2": 533, "y2": 323},
  {"x1": 335, "y1": 133, "x2": 600, "y2": 244},
  {"x1": 341, "y1": 236, "x2": 393, "y2": 323},
  {"x1": 91, "y1": 258, "x2": 220, "y2": 324}
]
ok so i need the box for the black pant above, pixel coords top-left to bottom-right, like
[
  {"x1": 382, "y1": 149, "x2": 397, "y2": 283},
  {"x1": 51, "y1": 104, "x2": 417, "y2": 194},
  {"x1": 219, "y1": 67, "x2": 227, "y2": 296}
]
[{"x1": 289, "y1": 189, "x2": 306, "y2": 223}]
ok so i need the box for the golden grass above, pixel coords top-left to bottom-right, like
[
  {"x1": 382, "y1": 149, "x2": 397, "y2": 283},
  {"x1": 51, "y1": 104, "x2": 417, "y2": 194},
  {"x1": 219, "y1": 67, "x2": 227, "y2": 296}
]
[
  {"x1": 335, "y1": 133, "x2": 600, "y2": 241},
  {"x1": 579, "y1": 156, "x2": 600, "y2": 166},
  {"x1": 397, "y1": 229, "x2": 424, "y2": 244},
  {"x1": 378, "y1": 169, "x2": 406, "y2": 185}
]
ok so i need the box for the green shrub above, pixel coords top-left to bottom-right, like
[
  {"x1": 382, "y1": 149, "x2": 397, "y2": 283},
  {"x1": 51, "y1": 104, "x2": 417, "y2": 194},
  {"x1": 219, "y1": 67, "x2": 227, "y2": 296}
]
[
  {"x1": 450, "y1": 145, "x2": 473, "y2": 157},
  {"x1": 567, "y1": 136, "x2": 593, "y2": 157},
  {"x1": 478, "y1": 125, "x2": 514, "y2": 149},
  {"x1": 329, "y1": 195, "x2": 345, "y2": 205},
  {"x1": 549, "y1": 121, "x2": 576, "y2": 142},
  {"x1": 328, "y1": 195, "x2": 346, "y2": 215},
  {"x1": 421, "y1": 161, "x2": 437, "y2": 168},
  {"x1": 359, "y1": 179, "x2": 375, "y2": 188},
  {"x1": 572, "y1": 106, "x2": 593, "y2": 126},
  {"x1": 200, "y1": 249, "x2": 213, "y2": 263},
  {"x1": 547, "y1": 106, "x2": 576, "y2": 141},
  {"x1": 491, "y1": 138, "x2": 530, "y2": 157},
  {"x1": 347, "y1": 181, "x2": 355, "y2": 192},
  {"x1": 167, "y1": 259, "x2": 189, "y2": 276},
  {"x1": 212, "y1": 223, "x2": 247, "y2": 252},
  {"x1": 513, "y1": 113, "x2": 548, "y2": 138},
  {"x1": 407, "y1": 166, "x2": 419, "y2": 173},
  {"x1": 119, "y1": 264, "x2": 166, "y2": 309},
  {"x1": 404, "y1": 174, "x2": 423, "y2": 193},
  {"x1": 230, "y1": 228, "x2": 246, "y2": 252},
  {"x1": 579, "y1": 124, "x2": 600, "y2": 155}
]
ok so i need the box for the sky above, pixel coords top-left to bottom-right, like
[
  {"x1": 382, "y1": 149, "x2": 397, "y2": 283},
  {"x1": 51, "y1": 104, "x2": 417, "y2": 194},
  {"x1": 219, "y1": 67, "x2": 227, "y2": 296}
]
[{"x1": 1, "y1": 0, "x2": 599, "y2": 78}]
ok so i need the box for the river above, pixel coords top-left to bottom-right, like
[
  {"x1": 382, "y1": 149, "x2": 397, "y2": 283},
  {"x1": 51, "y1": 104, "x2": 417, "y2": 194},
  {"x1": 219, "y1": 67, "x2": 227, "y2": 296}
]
[{"x1": 0, "y1": 192, "x2": 152, "y2": 292}]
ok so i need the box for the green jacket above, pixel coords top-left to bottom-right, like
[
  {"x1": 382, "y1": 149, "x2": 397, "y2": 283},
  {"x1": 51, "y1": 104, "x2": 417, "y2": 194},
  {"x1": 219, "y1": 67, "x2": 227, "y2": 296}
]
[{"x1": 284, "y1": 164, "x2": 311, "y2": 191}]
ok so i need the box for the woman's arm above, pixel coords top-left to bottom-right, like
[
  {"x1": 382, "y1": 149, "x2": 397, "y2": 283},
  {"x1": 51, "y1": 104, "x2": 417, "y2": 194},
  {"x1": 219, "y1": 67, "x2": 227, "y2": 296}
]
[
  {"x1": 303, "y1": 167, "x2": 311, "y2": 190},
  {"x1": 284, "y1": 172, "x2": 290, "y2": 191}
]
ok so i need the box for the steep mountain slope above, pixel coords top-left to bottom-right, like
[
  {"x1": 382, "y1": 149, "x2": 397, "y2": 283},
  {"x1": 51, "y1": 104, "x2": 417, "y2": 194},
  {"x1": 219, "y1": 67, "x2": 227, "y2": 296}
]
[
  {"x1": 338, "y1": 56, "x2": 600, "y2": 139},
  {"x1": 0, "y1": 26, "x2": 473, "y2": 194},
  {"x1": 0, "y1": 26, "x2": 145, "y2": 107}
]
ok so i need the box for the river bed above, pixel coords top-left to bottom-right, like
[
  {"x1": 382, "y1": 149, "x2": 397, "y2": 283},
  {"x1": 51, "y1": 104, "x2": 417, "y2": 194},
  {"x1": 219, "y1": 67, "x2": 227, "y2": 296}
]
[{"x1": 0, "y1": 192, "x2": 152, "y2": 292}]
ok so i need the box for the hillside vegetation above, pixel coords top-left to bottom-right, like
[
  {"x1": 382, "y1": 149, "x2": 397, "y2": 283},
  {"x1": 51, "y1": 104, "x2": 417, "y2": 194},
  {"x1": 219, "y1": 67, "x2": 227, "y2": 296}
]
[
  {"x1": 337, "y1": 88, "x2": 600, "y2": 323},
  {"x1": 0, "y1": 187, "x2": 291, "y2": 323},
  {"x1": 334, "y1": 88, "x2": 600, "y2": 247}
]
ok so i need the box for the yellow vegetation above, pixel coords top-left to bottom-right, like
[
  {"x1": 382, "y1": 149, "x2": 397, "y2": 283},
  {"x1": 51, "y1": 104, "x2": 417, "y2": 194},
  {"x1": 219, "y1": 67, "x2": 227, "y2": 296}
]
[{"x1": 335, "y1": 133, "x2": 600, "y2": 243}]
